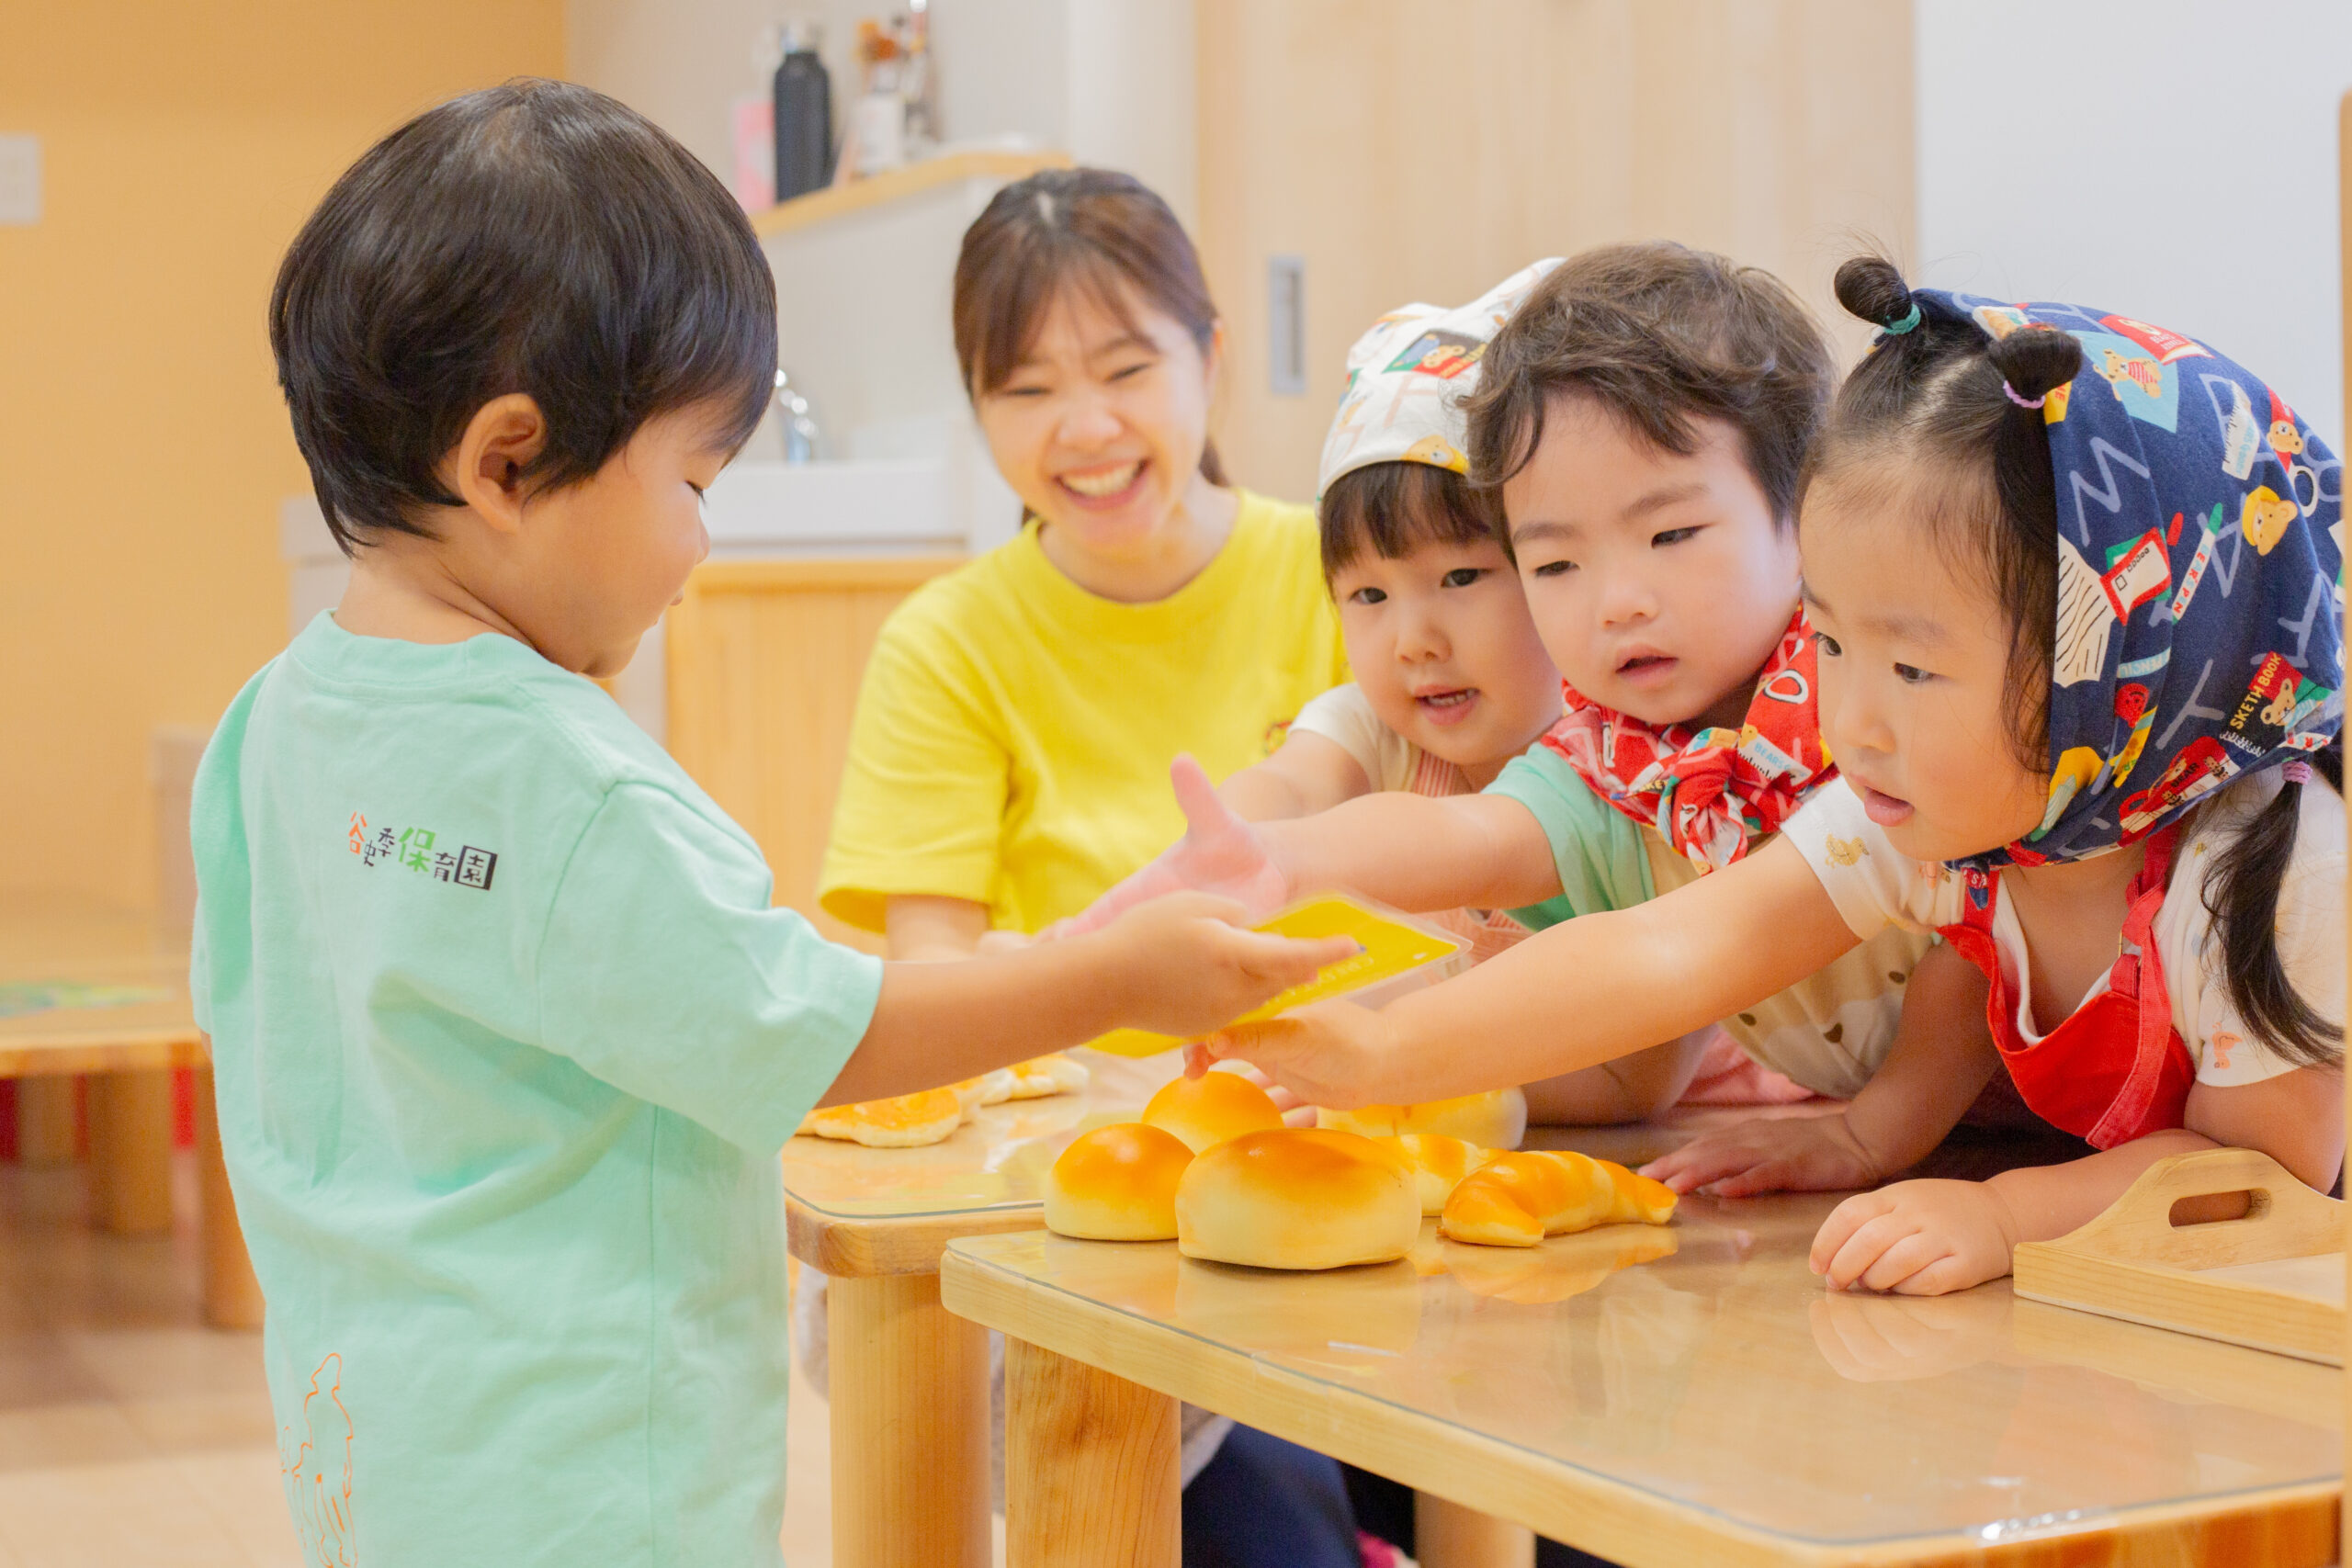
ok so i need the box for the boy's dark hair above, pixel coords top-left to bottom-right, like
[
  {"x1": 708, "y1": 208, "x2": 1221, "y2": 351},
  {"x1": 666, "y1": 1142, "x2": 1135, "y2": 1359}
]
[
  {"x1": 953, "y1": 167, "x2": 1227, "y2": 486},
  {"x1": 1460, "y1": 243, "x2": 1833, "y2": 552},
  {"x1": 270, "y1": 78, "x2": 777, "y2": 554},
  {"x1": 1814, "y1": 253, "x2": 2342, "y2": 1071},
  {"x1": 1318, "y1": 462, "x2": 1495, "y2": 579}
]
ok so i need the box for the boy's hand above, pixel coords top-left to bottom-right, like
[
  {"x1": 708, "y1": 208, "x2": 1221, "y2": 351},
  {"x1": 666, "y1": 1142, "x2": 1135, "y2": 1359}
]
[
  {"x1": 1810, "y1": 1179, "x2": 2019, "y2": 1296},
  {"x1": 1198, "y1": 999, "x2": 1402, "y2": 1110},
  {"x1": 1095, "y1": 892, "x2": 1355, "y2": 1040},
  {"x1": 1054, "y1": 757, "x2": 1292, "y2": 938},
  {"x1": 1641, "y1": 1110, "x2": 1883, "y2": 1197}
]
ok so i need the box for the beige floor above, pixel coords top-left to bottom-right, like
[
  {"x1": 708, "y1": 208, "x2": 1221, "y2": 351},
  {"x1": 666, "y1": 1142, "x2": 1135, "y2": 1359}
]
[{"x1": 0, "y1": 1151, "x2": 916, "y2": 1568}]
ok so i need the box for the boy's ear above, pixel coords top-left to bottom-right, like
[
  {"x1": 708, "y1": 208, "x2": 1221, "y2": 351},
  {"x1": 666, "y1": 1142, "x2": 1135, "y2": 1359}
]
[{"x1": 443, "y1": 394, "x2": 548, "y2": 535}]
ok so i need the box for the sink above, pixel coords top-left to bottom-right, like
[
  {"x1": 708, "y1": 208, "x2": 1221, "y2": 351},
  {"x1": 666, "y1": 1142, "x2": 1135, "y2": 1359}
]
[{"x1": 701, "y1": 458, "x2": 960, "y2": 555}]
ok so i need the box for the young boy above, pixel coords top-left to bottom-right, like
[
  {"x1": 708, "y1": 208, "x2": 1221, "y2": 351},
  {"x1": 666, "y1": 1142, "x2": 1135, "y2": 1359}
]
[
  {"x1": 1216, "y1": 258, "x2": 1808, "y2": 1121},
  {"x1": 193, "y1": 81, "x2": 1350, "y2": 1567},
  {"x1": 1076, "y1": 244, "x2": 1994, "y2": 1191}
]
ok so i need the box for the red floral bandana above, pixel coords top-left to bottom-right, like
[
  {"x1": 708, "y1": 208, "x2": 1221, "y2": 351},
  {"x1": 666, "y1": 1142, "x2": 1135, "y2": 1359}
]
[{"x1": 1540, "y1": 612, "x2": 1835, "y2": 871}]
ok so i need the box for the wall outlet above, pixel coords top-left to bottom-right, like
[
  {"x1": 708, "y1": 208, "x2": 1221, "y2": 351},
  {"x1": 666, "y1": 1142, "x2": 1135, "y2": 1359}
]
[
  {"x1": 1268, "y1": 253, "x2": 1306, "y2": 397},
  {"x1": 0, "y1": 135, "x2": 40, "y2": 225}
]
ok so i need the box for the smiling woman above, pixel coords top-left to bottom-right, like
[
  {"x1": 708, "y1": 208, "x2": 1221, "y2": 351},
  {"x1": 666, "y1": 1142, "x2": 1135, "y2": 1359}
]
[
  {"x1": 809, "y1": 167, "x2": 1360, "y2": 1568},
  {"x1": 818, "y1": 169, "x2": 1348, "y2": 952}
]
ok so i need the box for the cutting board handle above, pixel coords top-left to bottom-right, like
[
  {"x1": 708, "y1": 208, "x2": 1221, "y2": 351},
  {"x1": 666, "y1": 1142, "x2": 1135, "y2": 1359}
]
[{"x1": 2052, "y1": 1146, "x2": 2343, "y2": 1267}]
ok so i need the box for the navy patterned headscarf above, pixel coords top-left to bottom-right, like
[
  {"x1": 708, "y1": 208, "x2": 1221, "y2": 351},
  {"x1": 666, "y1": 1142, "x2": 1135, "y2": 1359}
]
[{"x1": 1900, "y1": 291, "x2": 2342, "y2": 870}]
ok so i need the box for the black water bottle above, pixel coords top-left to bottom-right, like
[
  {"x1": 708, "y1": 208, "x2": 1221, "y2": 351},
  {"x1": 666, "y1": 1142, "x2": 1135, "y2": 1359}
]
[{"x1": 773, "y1": 29, "x2": 831, "y2": 204}]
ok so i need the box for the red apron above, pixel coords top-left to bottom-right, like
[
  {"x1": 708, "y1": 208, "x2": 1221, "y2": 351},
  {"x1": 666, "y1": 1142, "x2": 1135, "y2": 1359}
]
[{"x1": 1935, "y1": 825, "x2": 2194, "y2": 1150}]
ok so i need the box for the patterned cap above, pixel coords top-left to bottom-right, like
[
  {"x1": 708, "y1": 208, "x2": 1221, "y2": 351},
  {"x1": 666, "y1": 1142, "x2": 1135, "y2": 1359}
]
[
  {"x1": 1316, "y1": 259, "x2": 1561, "y2": 498},
  {"x1": 1903, "y1": 291, "x2": 2344, "y2": 869}
]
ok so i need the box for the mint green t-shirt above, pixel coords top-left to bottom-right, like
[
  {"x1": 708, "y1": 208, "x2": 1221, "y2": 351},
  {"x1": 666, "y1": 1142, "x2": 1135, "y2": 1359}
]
[
  {"x1": 1487, "y1": 743, "x2": 1654, "y2": 930},
  {"x1": 190, "y1": 615, "x2": 882, "y2": 1568}
]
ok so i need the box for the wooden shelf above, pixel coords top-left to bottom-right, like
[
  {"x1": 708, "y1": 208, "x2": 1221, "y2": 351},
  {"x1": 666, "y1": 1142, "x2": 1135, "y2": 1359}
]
[{"x1": 751, "y1": 148, "x2": 1071, "y2": 238}]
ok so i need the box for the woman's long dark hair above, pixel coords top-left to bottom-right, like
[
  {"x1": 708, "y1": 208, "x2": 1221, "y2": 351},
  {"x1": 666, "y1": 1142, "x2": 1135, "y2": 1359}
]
[
  {"x1": 1812, "y1": 254, "x2": 2342, "y2": 1069},
  {"x1": 951, "y1": 167, "x2": 1226, "y2": 486}
]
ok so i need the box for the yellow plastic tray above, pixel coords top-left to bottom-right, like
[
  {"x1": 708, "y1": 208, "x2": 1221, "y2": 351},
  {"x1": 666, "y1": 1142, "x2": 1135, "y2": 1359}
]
[{"x1": 1084, "y1": 893, "x2": 1466, "y2": 1058}]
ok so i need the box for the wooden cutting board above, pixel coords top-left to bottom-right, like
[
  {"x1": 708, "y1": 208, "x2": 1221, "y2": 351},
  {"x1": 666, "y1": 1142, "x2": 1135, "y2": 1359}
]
[{"x1": 2012, "y1": 1146, "x2": 2345, "y2": 1366}]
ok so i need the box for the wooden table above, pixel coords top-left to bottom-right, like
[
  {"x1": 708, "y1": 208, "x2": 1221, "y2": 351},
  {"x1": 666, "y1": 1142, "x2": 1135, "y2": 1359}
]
[
  {"x1": 781, "y1": 1048, "x2": 1187, "y2": 1568},
  {"x1": 944, "y1": 1188, "x2": 2343, "y2": 1567},
  {"x1": 0, "y1": 897, "x2": 261, "y2": 1328}
]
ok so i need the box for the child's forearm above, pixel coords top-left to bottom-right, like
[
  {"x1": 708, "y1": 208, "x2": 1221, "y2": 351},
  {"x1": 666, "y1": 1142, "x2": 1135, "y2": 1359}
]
[
  {"x1": 1840, "y1": 942, "x2": 2000, "y2": 1179},
  {"x1": 1346, "y1": 840, "x2": 1860, "y2": 1103},
  {"x1": 1984, "y1": 1129, "x2": 2219, "y2": 1247},
  {"x1": 829, "y1": 936, "x2": 1135, "y2": 1104},
  {"x1": 1273, "y1": 791, "x2": 1560, "y2": 910}
]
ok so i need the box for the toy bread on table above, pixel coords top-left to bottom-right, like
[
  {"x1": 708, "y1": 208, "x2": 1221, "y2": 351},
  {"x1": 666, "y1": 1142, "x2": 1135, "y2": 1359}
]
[
  {"x1": 1085, "y1": 894, "x2": 1466, "y2": 1058},
  {"x1": 1006, "y1": 1053, "x2": 1091, "y2": 1100},
  {"x1": 1318, "y1": 1087, "x2": 1527, "y2": 1150},
  {"x1": 1141, "y1": 1070, "x2": 1286, "y2": 1155},
  {"x1": 949, "y1": 1068, "x2": 1017, "y2": 1110},
  {"x1": 1440, "y1": 1150, "x2": 1677, "y2": 1247},
  {"x1": 1380, "y1": 1133, "x2": 1489, "y2": 1215},
  {"x1": 797, "y1": 1087, "x2": 966, "y2": 1148},
  {"x1": 1045, "y1": 1123, "x2": 1193, "y2": 1240},
  {"x1": 1176, "y1": 1128, "x2": 1421, "y2": 1269}
]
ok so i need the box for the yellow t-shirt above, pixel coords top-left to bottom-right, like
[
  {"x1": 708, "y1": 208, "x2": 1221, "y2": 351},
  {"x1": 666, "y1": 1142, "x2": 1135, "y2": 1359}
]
[{"x1": 820, "y1": 491, "x2": 1349, "y2": 935}]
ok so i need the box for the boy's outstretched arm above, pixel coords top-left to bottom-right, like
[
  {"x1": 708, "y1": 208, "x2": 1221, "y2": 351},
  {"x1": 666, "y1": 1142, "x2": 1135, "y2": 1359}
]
[
  {"x1": 1206, "y1": 836, "x2": 1860, "y2": 1108},
  {"x1": 822, "y1": 892, "x2": 1355, "y2": 1106},
  {"x1": 1216, "y1": 733, "x2": 1374, "y2": 823},
  {"x1": 1642, "y1": 942, "x2": 1998, "y2": 1196},
  {"x1": 1059, "y1": 755, "x2": 1562, "y2": 936}
]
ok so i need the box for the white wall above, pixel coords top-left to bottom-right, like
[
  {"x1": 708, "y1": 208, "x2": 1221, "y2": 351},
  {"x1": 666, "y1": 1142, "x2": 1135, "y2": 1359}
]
[{"x1": 1916, "y1": 0, "x2": 2351, "y2": 446}]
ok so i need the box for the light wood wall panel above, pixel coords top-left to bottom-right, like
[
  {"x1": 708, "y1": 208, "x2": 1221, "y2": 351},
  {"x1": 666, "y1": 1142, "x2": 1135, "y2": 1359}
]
[
  {"x1": 665, "y1": 558, "x2": 963, "y2": 953},
  {"x1": 1195, "y1": 0, "x2": 1917, "y2": 503}
]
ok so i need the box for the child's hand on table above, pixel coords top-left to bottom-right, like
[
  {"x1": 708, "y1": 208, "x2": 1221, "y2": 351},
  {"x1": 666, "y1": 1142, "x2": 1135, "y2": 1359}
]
[
  {"x1": 1097, "y1": 892, "x2": 1357, "y2": 1040},
  {"x1": 1810, "y1": 1179, "x2": 2020, "y2": 1297},
  {"x1": 1051, "y1": 756, "x2": 1293, "y2": 938},
  {"x1": 1641, "y1": 1110, "x2": 1883, "y2": 1197}
]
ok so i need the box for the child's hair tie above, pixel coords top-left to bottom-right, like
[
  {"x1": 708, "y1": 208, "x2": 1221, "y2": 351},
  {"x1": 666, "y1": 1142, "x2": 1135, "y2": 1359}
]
[
  {"x1": 2003, "y1": 380, "x2": 2046, "y2": 410},
  {"x1": 2282, "y1": 759, "x2": 2313, "y2": 784},
  {"x1": 1881, "y1": 299, "x2": 1922, "y2": 335}
]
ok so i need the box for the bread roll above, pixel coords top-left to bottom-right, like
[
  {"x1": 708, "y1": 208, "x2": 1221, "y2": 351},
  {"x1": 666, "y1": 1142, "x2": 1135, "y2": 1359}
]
[
  {"x1": 1142, "y1": 1070, "x2": 1285, "y2": 1155},
  {"x1": 1318, "y1": 1088, "x2": 1527, "y2": 1150},
  {"x1": 949, "y1": 1069, "x2": 1017, "y2": 1110},
  {"x1": 1045, "y1": 1123, "x2": 1193, "y2": 1240},
  {"x1": 1381, "y1": 1133, "x2": 1488, "y2": 1215},
  {"x1": 1007, "y1": 1053, "x2": 1091, "y2": 1100},
  {"x1": 1176, "y1": 1129, "x2": 1421, "y2": 1270},
  {"x1": 1440, "y1": 1150, "x2": 1616, "y2": 1247},
  {"x1": 1440, "y1": 1150, "x2": 1676, "y2": 1246},
  {"x1": 797, "y1": 1087, "x2": 966, "y2": 1148},
  {"x1": 1593, "y1": 1158, "x2": 1679, "y2": 1225}
]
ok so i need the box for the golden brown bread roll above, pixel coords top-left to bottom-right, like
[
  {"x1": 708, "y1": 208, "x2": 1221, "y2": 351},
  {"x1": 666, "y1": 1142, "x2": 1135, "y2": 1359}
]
[
  {"x1": 797, "y1": 1087, "x2": 966, "y2": 1148},
  {"x1": 1380, "y1": 1133, "x2": 1489, "y2": 1215},
  {"x1": 1317, "y1": 1087, "x2": 1527, "y2": 1150},
  {"x1": 1142, "y1": 1070, "x2": 1285, "y2": 1155},
  {"x1": 1044, "y1": 1123, "x2": 1193, "y2": 1240},
  {"x1": 1440, "y1": 1150, "x2": 1676, "y2": 1246},
  {"x1": 1006, "y1": 1053, "x2": 1091, "y2": 1100},
  {"x1": 1175, "y1": 1129, "x2": 1421, "y2": 1270}
]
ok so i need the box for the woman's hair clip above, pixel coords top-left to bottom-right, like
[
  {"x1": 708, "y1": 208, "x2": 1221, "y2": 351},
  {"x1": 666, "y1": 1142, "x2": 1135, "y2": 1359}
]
[
  {"x1": 1880, "y1": 299, "x2": 1923, "y2": 335},
  {"x1": 2003, "y1": 380, "x2": 2047, "y2": 411},
  {"x1": 2283, "y1": 758, "x2": 2313, "y2": 784}
]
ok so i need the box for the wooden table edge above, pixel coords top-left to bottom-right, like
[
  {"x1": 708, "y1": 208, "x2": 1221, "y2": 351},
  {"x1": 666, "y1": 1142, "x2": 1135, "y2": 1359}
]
[
  {"x1": 941, "y1": 1246, "x2": 2342, "y2": 1568},
  {"x1": 786, "y1": 1194, "x2": 1046, "y2": 1277}
]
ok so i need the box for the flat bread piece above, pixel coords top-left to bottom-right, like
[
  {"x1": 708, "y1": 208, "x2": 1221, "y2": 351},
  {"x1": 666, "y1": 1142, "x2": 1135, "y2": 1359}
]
[
  {"x1": 1006, "y1": 1053, "x2": 1091, "y2": 1100},
  {"x1": 798, "y1": 1087, "x2": 966, "y2": 1148},
  {"x1": 949, "y1": 1069, "x2": 1018, "y2": 1110}
]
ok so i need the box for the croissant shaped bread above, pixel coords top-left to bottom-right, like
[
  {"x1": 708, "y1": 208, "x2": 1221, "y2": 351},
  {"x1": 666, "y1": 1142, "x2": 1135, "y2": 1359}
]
[{"x1": 1439, "y1": 1150, "x2": 1677, "y2": 1247}]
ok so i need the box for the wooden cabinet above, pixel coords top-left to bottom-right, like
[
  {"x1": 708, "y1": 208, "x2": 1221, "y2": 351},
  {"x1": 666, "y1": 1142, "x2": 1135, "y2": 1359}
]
[{"x1": 665, "y1": 557, "x2": 963, "y2": 953}]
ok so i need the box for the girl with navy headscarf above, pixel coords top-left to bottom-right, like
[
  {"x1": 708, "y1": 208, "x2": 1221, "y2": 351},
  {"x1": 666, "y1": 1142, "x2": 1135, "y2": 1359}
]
[{"x1": 1197, "y1": 254, "x2": 2343, "y2": 1297}]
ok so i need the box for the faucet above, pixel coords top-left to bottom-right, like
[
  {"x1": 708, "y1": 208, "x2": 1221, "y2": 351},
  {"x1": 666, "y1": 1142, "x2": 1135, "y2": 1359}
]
[{"x1": 775, "y1": 367, "x2": 822, "y2": 464}]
